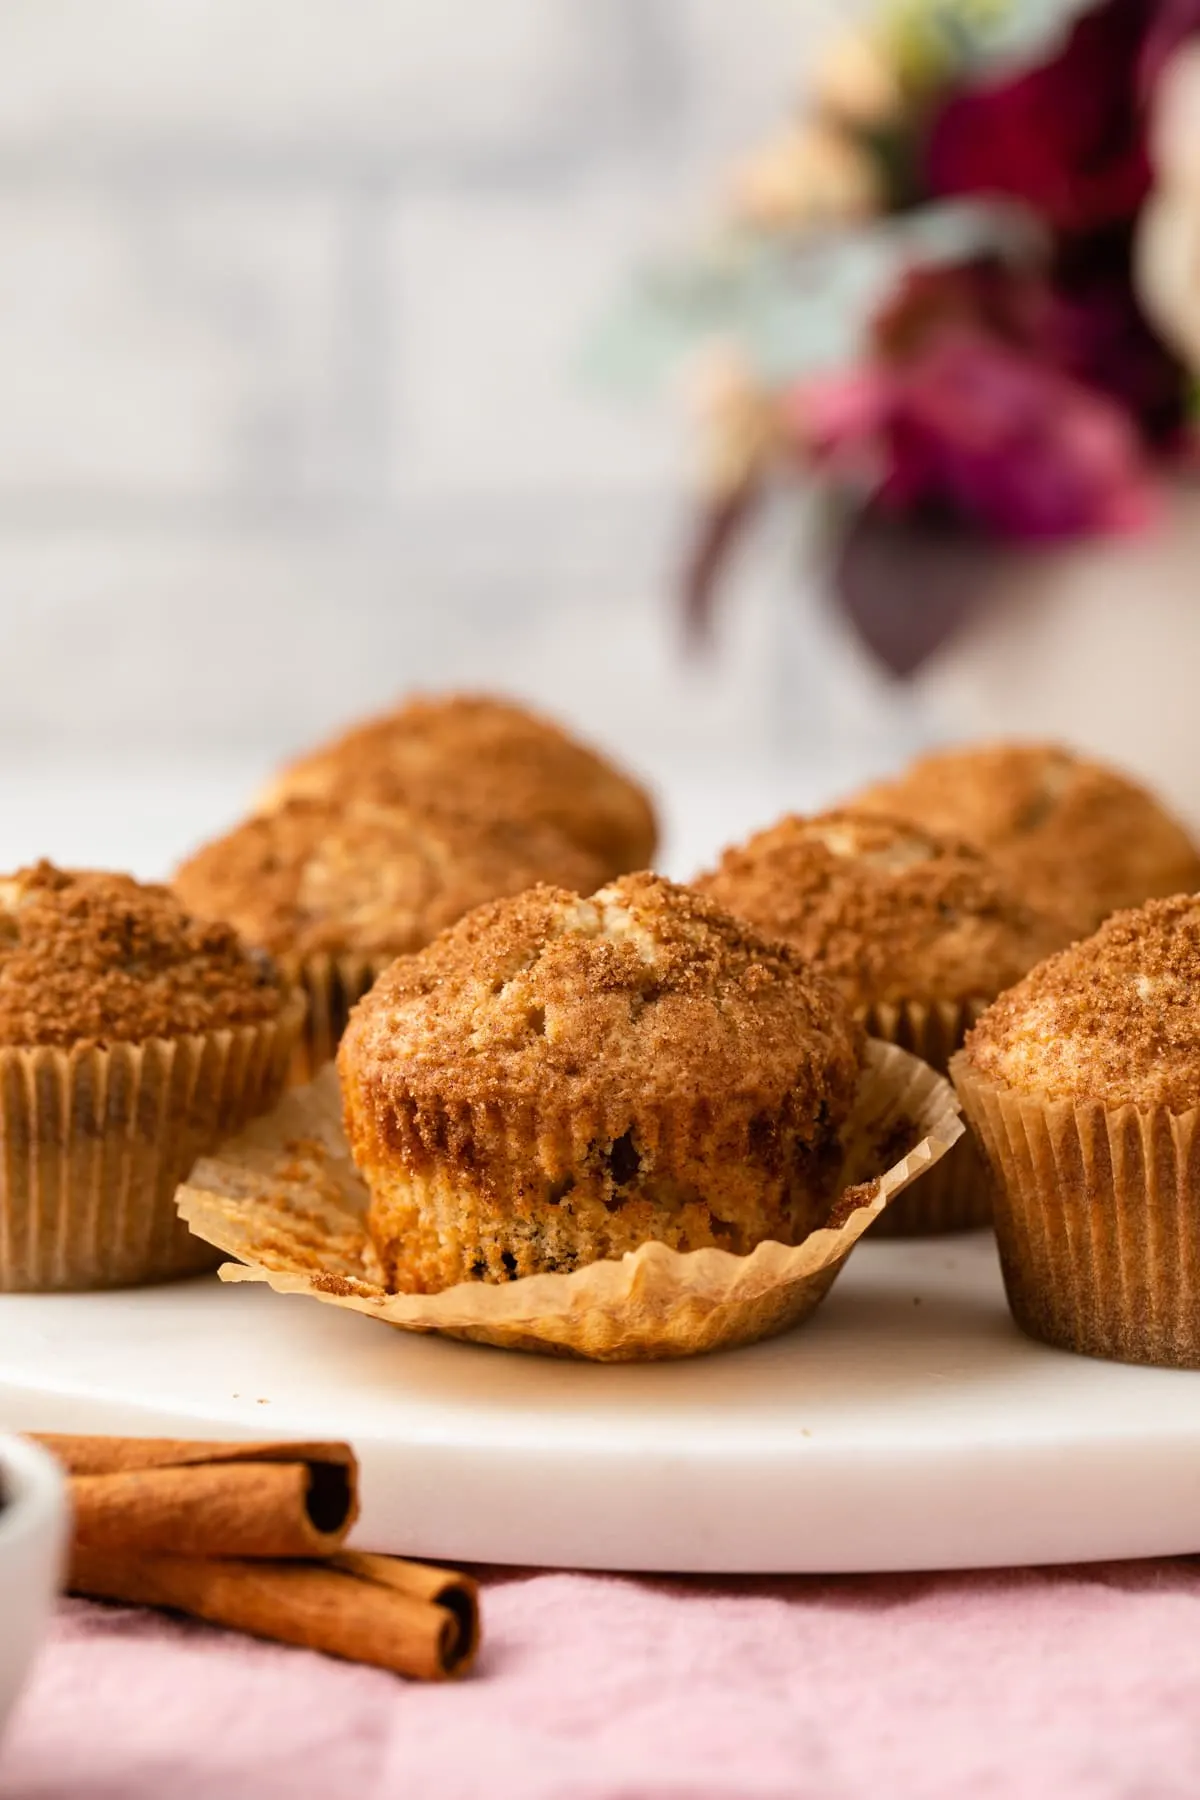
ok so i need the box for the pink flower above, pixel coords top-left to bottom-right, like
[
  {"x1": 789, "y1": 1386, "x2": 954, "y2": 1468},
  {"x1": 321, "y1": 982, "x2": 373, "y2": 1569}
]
[{"x1": 794, "y1": 331, "x2": 1156, "y2": 541}]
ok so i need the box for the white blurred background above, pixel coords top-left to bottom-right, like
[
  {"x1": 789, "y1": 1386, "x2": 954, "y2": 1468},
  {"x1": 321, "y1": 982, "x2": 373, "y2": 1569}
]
[
  {"x1": 0, "y1": 0, "x2": 972, "y2": 878},
  {"x1": 8, "y1": 0, "x2": 1200, "y2": 885}
]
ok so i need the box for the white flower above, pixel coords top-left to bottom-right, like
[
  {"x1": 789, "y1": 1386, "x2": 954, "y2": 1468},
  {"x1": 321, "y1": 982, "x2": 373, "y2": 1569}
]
[
  {"x1": 732, "y1": 122, "x2": 882, "y2": 230},
  {"x1": 812, "y1": 28, "x2": 903, "y2": 127},
  {"x1": 1135, "y1": 44, "x2": 1200, "y2": 378}
]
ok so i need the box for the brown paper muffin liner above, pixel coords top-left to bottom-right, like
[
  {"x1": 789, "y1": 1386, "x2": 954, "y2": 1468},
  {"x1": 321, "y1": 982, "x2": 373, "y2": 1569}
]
[
  {"x1": 290, "y1": 954, "x2": 392, "y2": 1083},
  {"x1": 0, "y1": 994, "x2": 305, "y2": 1293},
  {"x1": 176, "y1": 1039, "x2": 963, "y2": 1362},
  {"x1": 952, "y1": 1051, "x2": 1200, "y2": 1369},
  {"x1": 862, "y1": 998, "x2": 990, "y2": 1236}
]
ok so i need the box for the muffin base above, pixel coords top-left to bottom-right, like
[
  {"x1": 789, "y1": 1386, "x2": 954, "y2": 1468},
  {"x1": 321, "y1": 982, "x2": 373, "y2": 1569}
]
[
  {"x1": 177, "y1": 1042, "x2": 963, "y2": 1361},
  {"x1": 0, "y1": 997, "x2": 303, "y2": 1292},
  {"x1": 352, "y1": 1094, "x2": 847, "y2": 1296},
  {"x1": 952, "y1": 1053, "x2": 1200, "y2": 1368},
  {"x1": 863, "y1": 999, "x2": 990, "y2": 1236}
]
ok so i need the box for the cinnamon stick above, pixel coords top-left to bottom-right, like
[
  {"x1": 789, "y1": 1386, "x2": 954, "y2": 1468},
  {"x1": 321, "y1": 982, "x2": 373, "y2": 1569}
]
[
  {"x1": 331, "y1": 1552, "x2": 481, "y2": 1668},
  {"x1": 68, "y1": 1547, "x2": 478, "y2": 1681},
  {"x1": 32, "y1": 1435, "x2": 358, "y2": 1559}
]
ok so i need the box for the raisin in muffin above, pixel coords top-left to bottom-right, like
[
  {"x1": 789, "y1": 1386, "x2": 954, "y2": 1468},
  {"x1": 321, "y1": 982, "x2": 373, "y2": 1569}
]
[
  {"x1": 0, "y1": 862, "x2": 302, "y2": 1291},
  {"x1": 338, "y1": 872, "x2": 865, "y2": 1294},
  {"x1": 696, "y1": 811, "x2": 1069, "y2": 1232},
  {"x1": 955, "y1": 895, "x2": 1200, "y2": 1367},
  {"x1": 175, "y1": 797, "x2": 607, "y2": 1077},
  {"x1": 849, "y1": 741, "x2": 1200, "y2": 934},
  {"x1": 258, "y1": 692, "x2": 658, "y2": 880}
]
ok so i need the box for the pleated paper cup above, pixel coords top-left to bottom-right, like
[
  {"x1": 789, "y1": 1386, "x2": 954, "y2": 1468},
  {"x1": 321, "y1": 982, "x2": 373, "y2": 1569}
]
[
  {"x1": 176, "y1": 1038, "x2": 963, "y2": 1362},
  {"x1": 862, "y1": 998, "x2": 990, "y2": 1236},
  {"x1": 953, "y1": 1051, "x2": 1200, "y2": 1369},
  {"x1": 0, "y1": 994, "x2": 305, "y2": 1293},
  {"x1": 290, "y1": 954, "x2": 392, "y2": 1083}
]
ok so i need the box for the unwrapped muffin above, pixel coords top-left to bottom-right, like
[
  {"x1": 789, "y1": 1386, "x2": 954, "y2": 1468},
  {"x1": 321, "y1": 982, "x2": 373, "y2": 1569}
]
[
  {"x1": 0, "y1": 862, "x2": 302, "y2": 1291},
  {"x1": 259, "y1": 692, "x2": 658, "y2": 879},
  {"x1": 849, "y1": 741, "x2": 1200, "y2": 934},
  {"x1": 338, "y1": 872, "x2": 866, "y2": 1293},
  {"x1": 174, "y1": 797, "x2": 608, "y2": 1079},
  {"x1": 954, "y1": 895, "x2": 1200, "y2": 1367},
  {"x1": 696, "y1": 810, "x2": 1069, "y2": 1232}
]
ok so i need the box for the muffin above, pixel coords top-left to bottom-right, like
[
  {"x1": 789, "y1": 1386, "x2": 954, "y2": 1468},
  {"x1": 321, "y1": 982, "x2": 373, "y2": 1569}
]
[
  {"x1": 849, "y1": 741, "x2": 1200, "y2": 934},
  {"x1": 258, "y1": 692, "x2": 658, "y2": 880},
  {"x1": 954, "y1": 895, "x2": 1200, "y2": 1367},
  {"x1": 0, "y1": 862, "x2": 302, "y2": 1291},
  {"x1": 696, "y1": 810, "x2": 1069, "y2": 1232},
  {"x1": 338, "y1": 872, "x2": 866, "y2": 1294},
  {"x1": 174, "y1": 797, "x2": 608, "y2": 1079}
]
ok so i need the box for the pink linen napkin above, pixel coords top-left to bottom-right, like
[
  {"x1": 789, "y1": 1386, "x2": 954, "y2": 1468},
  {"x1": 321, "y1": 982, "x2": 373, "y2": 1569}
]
[{"x1": 4, "y1": 1563, "x2": 1200, "y2": 1800}]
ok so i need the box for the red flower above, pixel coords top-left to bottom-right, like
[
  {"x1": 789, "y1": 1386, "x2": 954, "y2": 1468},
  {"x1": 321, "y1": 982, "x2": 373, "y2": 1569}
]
[
  {"x1": 925, "y1": 0, "x2": 1152, "y2": 234},
  {"x1": 796, "y1": 329, "x2": 1155, "y2": 543}
]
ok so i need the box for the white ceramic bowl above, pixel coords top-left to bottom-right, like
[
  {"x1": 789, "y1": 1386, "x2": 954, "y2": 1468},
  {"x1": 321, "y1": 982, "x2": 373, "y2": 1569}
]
[{"x1": 0, "y1": 1436, "x2": 68, "y2": 1747}]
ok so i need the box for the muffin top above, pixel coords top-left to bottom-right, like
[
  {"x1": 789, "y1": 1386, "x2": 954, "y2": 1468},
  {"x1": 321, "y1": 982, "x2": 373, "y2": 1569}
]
[
  {"x1": 849, "y1": 741, "x2": 1200, "y2": 933},
  {"x1": 339, "y1": 871, "x2": 865, "y2": 1130},
  {"x1": 965, "y1": 895, "x2": 1200, "y2": 1111},
  {"x1": 259, "y1": 692, "x2": 658, "y2": 877},
  {"x1": 0, "y1": 861, "x2": 284, "y2": 1049},
  {"x1": 174, "y1": 797, "x2": 609, "y2": 964},
  {"x1": 695, "y1": 810, "x2": 1068, "y2": 1009}
]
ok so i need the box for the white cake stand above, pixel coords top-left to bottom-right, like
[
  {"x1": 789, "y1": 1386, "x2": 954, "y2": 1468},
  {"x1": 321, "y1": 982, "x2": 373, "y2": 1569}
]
[{"x1": 3, "y1": 1233, "x2": 1199, "y2": 1573}]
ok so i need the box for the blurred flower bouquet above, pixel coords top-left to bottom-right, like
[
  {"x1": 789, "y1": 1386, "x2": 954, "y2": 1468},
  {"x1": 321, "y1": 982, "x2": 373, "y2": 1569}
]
[{"x1": 595, "y1": 0, "x2": 1200, "y2": 676}]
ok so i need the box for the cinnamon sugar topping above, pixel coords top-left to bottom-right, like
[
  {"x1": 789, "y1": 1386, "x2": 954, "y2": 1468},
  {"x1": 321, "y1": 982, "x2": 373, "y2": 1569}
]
[
  {"x1": 346, "y1": 870, "x2": 862, "y2": 1122},
  {"x1": 0, "y1": 862, "x2": 285, "y2": 1047},
  {"x1": 259, "y1": 692, "x2": 658, "y2": 877},
  {"x1": 174, "y1": 797, "x2": 608, "y2": 964},
  {"x1": 965, "y1": 894, "x2": 1200, "y2": 1110},
  {"x1": 849, "y1": 741, "x2": 1200, "y2": 933},
  {"x1": 697, "y1": 810, "x2": 1069, "y2": 1008}
]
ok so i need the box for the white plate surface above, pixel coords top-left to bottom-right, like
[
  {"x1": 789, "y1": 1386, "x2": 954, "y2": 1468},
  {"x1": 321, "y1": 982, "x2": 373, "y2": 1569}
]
[{"x1": 2, "y1": 1235, "x2": 1200, "y2": 1573}]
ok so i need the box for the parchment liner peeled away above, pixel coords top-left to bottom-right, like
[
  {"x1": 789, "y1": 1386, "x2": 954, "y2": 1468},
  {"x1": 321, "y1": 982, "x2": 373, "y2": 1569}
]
[
  {"x1": 863, "y1": 998, "x2": 990, "y2": 1237},
  {"x1": 177, "y1": 1038, "x2": 962, "y2": 1361},
  {"x1": 0, "y1": 994, "x2": 304, "y2": 1293},
  {"x1": 953, "y1": 1050, "x2": 1200, "y2": 1370}
]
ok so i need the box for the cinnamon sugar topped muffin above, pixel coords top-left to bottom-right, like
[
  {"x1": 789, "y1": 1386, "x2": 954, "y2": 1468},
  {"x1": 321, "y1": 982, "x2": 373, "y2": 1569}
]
[
  {"x1": 260, "y1": 692, "x2": 658, "y2": 879},
  {"x1": 0, "y1": 861, "x2": 284, "y2": 1047},
  {"x1": 955, "y1": 894, "x2": 1200, "y2": 1367},
  {"x1": 850, "y1": 741, "x2": 1200, "y2": 933},
  {"x1": 696, "y1": 811, "x2": 1066, "y2": 1012},
  {"x1": 963, "y1": 894, "x2": 1200, "y2": 1112},
  {"x1": 0, "y1": 862, "x2": 300, "y2": 1292},
  {"x1": 697, "y1": 811, "x2": 1067, "y2": 1235},
  {"x1": 338, "y1": 871, "x2": 865, "y2": 1292}
]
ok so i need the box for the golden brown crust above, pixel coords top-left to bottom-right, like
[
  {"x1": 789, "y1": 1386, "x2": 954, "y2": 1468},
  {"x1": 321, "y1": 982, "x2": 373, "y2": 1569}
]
[
  {"x1": 696, "y1": 810, "x2": 1069, "y2": 1009},
  {"x1": 338, "y1": 873, "x2": 866, "y2": 1290},
  {"x1": 0, "y1": 862, "x2": 285, "y2": 1048},
  {"x1": 964, "y1": 894, "x2": 1200, "y2": 1111},
  {"x1": 260, "y1": 692, "x2": 658, "y2": 877},
  {"x1": 849, "y1": 741, "x2": 1200, "y2": 933},
  {"x1": 174, "y1": 797, "x2": 608, "y2": 966}
]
